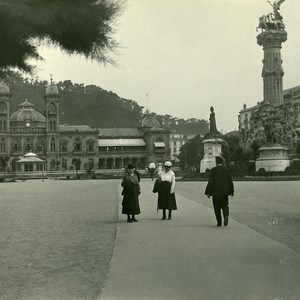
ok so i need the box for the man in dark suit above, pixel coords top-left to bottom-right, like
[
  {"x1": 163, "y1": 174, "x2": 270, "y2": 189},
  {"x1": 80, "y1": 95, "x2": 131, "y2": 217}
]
[{"x1": 205, "y1": 156, "x2": 234, "y2": 227}]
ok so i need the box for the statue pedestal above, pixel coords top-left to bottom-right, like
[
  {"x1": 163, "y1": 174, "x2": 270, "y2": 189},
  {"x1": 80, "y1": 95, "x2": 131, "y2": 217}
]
[
  {"x1": 255, "y1": 144, "x2": 290, "y2": 172},
  {"x1": 200, "y1": 138, "x2": 224, "y2": 173}
]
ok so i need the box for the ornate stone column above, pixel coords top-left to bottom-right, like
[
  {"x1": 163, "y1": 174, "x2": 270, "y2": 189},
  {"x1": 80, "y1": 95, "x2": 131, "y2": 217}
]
[{"x1": 257, "y1": 30, "x2": 287, "y2": 105}]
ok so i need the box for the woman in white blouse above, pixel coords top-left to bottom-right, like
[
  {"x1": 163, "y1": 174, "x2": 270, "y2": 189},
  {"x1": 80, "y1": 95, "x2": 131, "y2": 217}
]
[{"x1": 157, "y1": 161, "x2": 177, "y2": 220}]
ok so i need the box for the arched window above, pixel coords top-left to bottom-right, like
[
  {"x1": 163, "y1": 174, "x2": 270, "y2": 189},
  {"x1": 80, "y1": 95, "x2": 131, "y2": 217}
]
[
  {"x1": 0, "y1": 119, "x2": 6, "y2": 131},
  {"x1": 50, "y1": 137, "x2": 56, "y2": 151},
  {"x1": 62, "y1": 158, "x2": 67, "y2": 170},
  {"x1": 49, "y1": 120, "x2": 57, "y2": 131},
  {"x1": 60, "y1": 140, "x2": 68, "y2": 152},
  {"x1": 49, "y1": 102, "x2": 56, "y2": 113},
  {"x1": 36, "y1": 139, "x2": 44, "y2": 152},
  {"x1": 25, "y1": 138, "x2": 33, "y2": 152},
  {"x1": 86, "y1": 140, "x2": 94, "y2": 151},
  {"x1": 0, "y1": 137, "x2": 6, "y2": 152},
  {"x1": 0, "y1": 102, "x2": 6, "y2": 112},
  {"x1": 11, "y1": 138, "x2": 20, "y2": 152},
  {"x1": 74, "y1": 137, "x2": 82, "y2": 151}
]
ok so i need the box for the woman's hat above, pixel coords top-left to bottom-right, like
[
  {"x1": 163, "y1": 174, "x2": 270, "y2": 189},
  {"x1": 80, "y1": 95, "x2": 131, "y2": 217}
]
[
  {"x1": 127, "y1": 163, "x2": 135, "y2": 169},
  {"x1": 164, "y1": 161, "x2": 172, "y2": 167}
]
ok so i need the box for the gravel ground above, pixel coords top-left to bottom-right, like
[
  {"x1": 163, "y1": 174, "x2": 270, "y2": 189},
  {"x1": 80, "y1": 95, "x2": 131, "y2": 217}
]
[
  {"x1": 176, "y1": 181, "x2": 300, "y2": 253},
  {"x1": 0, "y1": 180, "x2": 118, "y2": 300}
]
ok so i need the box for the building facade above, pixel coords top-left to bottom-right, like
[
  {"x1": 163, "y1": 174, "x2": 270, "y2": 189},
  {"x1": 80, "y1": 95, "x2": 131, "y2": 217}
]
[
  {"x1": 169, "y1": 132, "x2": 186, "y2": 162},
  {"x1": 239, "y1": 85, "x2": 300, "y2": 132},
  {"x1": 0, "y1": 81, "x2": 170, "y2": 172}
]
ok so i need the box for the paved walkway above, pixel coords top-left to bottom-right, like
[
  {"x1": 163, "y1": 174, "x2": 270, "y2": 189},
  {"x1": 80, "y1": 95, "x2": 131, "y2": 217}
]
[{"x1": 100, "y1": 180, "x2": 300, "y2": 300}]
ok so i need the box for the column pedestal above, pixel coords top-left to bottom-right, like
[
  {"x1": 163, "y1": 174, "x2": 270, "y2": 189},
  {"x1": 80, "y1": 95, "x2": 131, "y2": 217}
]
[{"x1": 200, "y1": 138, "x2": 224, "y2": 173}]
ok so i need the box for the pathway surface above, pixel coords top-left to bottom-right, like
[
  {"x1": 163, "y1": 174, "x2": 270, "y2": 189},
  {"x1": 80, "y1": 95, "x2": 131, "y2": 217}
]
[{"x1": 100, "y1": 180, "x2": 300, "y2": 300}]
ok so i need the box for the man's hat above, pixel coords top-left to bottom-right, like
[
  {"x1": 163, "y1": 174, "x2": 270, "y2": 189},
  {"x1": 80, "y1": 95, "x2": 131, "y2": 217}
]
[{"x1": 127, "y1": 163, "x2": 135, "y2": 169}]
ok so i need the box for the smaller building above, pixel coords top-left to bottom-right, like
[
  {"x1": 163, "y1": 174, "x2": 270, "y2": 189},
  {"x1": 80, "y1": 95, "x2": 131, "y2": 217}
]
[
  {"x1": 238, "y1": 103, "x2": 261, "y2": 131},
  {"x1": 16, "y1": 152, "x2": 45, "y2": 172},
  {"x1": 97, "y1": 128, "x2": 148, "y2": 169},
  {"x1": 169, "y1": 131, "x2": 186, "y2": 162}
]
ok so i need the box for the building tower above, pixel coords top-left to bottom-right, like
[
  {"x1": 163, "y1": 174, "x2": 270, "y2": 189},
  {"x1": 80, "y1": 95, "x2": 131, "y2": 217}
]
[
  {"x1": 44, "y1": 81, "x2": 60, "y2": 169},
  {"x1": 0, "y1": 81, "x2": 11, "y2": 155},
  {"x1": 257, "y1": 2, "x2": 287, "y2": 105},
  {"x1": 139, "y1": 113, "x2": 170, "y2": 164},
  {"x1": 0, "y1": 81, "x2": 11, "y2": 134}
]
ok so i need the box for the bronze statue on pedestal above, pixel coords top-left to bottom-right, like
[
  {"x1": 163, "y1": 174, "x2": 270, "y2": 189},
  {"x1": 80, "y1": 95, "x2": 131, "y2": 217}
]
[{"x1": 205, "y1": 106, "x2": 221, "y2": 139}]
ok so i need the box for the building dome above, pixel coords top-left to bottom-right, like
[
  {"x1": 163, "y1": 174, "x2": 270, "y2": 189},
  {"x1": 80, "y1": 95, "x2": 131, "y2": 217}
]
[
  {"x1": 10, "y1": 99, "x2": 46, "y2": 122},
  {"x1": 45, "y1": 83, "x2": 59, "y2": 97},
  {"x1": 0, "y1": 81, "x2": 10, "y2": 95},
  {"x1": 141, "y1": 113, "x2": 160, "y2": 127}
]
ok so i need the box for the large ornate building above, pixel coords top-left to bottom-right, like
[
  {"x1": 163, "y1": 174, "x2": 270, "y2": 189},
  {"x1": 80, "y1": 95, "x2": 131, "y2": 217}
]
[{"x1": 0, "y1": 81, "x2": 170, "y2": 173}]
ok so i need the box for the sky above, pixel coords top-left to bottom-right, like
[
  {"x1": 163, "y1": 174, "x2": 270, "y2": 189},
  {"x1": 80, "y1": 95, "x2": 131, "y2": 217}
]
[{"x1": 30, "y1": 0, "x2": 300, "y2": 132}]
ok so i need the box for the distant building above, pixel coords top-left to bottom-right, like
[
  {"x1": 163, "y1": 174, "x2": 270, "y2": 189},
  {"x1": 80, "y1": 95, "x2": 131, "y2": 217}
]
[
  {"x1": 169, "y1": 131, "x2": 186, "y2": 162},
  {"x1": 238, "y1": 85, "x2": 300, "y2": 131},
  {"x1": 98, "y1": 117, "x2": 170, "y2": 169},
  {"x1": 0, "y1": 81, "x2": 170, "y2": 172}
]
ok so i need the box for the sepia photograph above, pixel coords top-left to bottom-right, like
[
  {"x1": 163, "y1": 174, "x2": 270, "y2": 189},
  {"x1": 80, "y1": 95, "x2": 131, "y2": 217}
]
[{"x1": 0, "y1": 0, "x2": 299, "y2": 299}]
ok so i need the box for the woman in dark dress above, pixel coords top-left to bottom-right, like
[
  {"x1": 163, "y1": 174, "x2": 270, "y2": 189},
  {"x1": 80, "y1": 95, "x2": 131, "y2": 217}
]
[
  {"x1": 157, "y1": 161, "x2": 177, "y2": 220},
  {"x1": 121, "y1": 164, "x2": 141, "y2": 223}
]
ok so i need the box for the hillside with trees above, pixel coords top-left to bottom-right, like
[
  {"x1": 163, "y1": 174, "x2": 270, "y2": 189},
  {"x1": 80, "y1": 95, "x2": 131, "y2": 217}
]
[{"x1": 5, "y1": 72, "x2": 209, "y2": 135}]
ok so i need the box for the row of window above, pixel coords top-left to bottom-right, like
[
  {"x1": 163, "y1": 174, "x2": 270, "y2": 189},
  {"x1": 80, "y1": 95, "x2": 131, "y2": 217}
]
[
  {"x1": 0, "y1": 121, "x2": 57, "y2": 132},
  {"x1": 0, "y1": 138, "x2": 95, "y2": 152},
  {"x1": 171, "y1": 141, "x2": 184, "y2": 146},
  {"x1": 99, "y1": 146, "x2": 146, "y2": 152}
]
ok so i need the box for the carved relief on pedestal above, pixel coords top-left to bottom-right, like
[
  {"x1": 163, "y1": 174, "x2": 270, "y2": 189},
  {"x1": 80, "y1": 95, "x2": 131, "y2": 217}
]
[{"x1": 244, "y1": 102, "x2": 298, "y2": 150}]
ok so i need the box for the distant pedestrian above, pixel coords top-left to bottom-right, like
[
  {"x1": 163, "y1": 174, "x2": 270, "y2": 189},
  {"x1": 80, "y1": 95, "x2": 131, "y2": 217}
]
[
  {"x1": 134, "y1": 168, "x2": 141, "y2": 182},
  {"x1": 149, "y1": 162, "x2": 155, "y2": 181},
  {"x1": 157, "y1": 161, "x2": 177, "y2": 220},
  {"x1": 205, "y1": 156, "x2": 234, "y2": 227},
  {"x1": 121, "y1": 164, "x2": 141, "y2": 223}
]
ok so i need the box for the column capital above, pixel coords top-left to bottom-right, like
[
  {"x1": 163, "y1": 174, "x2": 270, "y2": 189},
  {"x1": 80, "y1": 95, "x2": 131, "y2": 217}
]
[{"x1": 257, "y1": 30, "x2": 287, "y2": 48}]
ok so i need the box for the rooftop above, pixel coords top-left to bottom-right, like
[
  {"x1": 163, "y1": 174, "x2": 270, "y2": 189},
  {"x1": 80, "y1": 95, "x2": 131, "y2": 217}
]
[
  {"x1": 98, "y1": 128, "x2": 143, "y2": 138},
  {"x1": 59, "y1": 125, "x2": 97, "y2": 133}
]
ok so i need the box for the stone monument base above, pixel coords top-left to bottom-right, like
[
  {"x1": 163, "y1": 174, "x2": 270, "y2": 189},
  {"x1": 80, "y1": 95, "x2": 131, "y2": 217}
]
[
  {"x1": 200, "y1": 138, "x2": 224, "y2": 173},
  {"x1": 255, "y1": 144, "x2": 290, "y2": 172}
]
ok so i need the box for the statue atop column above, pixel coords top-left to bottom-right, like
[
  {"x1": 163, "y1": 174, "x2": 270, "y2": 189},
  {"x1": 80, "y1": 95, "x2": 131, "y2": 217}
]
[
  {"x1": 268, "y1": 0, "x2": 285, "y2": 20},
  {"x1": 256, "y1": 0, "x2": 286, "y2": 32}
]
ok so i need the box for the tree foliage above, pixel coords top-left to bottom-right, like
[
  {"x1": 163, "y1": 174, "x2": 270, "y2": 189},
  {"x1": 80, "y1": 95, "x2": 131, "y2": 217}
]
[
  {"x1": 178, "y1": 135, "x2": 205, "y2": 169},
  {"x1": 6, "y1": 72, "x2": 209, "y2": 134},
  {"x1": 0, "y1": 156, "x2": 10, "y2": 179},
  {"x1": 0, "y1": 0, "x2": 123, "y2": 76}
]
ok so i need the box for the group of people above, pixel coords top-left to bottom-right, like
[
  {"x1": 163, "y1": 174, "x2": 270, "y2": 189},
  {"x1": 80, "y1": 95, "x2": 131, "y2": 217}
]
[
  {"x1": 121, "y1": 161, "x2": 177, "y2": 223},
  {"x1": 121, "y1": 156, "x2": 234, "y2": 226}
]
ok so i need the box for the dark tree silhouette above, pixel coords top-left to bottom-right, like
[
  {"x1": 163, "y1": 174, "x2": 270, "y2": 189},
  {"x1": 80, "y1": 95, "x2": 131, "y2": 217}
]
[
  {"x1": 0, "y1": 0, "x2": 123, "y2": 77},
  {"x1": 72, "y1": 158, "x2": 81, "y2": 179},
  {"x1": 178, "y1": 135, "x2": 205, "y2": 169},
  {"x1": 0, "y1": 156, "x2": 10, "y2": 179}
]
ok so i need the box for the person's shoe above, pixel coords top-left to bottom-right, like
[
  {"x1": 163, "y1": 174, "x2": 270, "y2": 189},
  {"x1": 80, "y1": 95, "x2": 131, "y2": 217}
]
[
  {"x1": 132, "y1": 218, "x2": 138, "y2": 222},
  {"x1": 168, "y1": 216, "x2": 172, "y2": 220},
  {"x1": 224, "y1": 216, "x2": 229, "y2": 226},
  {"x1": 161, "y1": 216, "x2": 166, "y2": 220},
  {"x1": 127, "y1": 219, "x2": 133, "y2": 223},
  {"x1": 217, "y1": 223, "x2": 222, "y2": 227}
]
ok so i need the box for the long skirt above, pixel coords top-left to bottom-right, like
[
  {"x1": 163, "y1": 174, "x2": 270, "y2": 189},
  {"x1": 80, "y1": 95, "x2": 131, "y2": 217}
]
[
  {"x1": 122, "y1": 185, "x2": 141, "y2": 215},
  {"x1": 157, "y1": 181, "x2": 177, "y2": 211}
]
